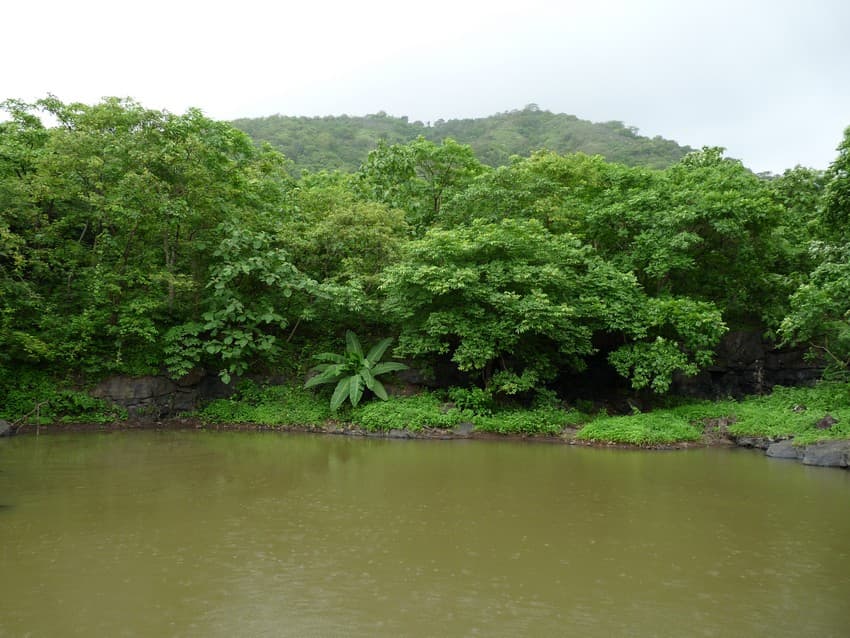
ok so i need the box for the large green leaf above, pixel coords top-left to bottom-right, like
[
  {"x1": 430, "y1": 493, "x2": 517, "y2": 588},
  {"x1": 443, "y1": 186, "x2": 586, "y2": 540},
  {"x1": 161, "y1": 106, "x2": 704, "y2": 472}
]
[
  {"x1": 345, "y1": 330, "x2": 363, "y2": 358},
  {"x1": 330, "y1": 377, "x2": 351, "y2": 411},
  {"x1": 368, "y1": 377, "x2": 388, "y2": 401},
  {"x1": 305, "y1": 363, "x2": 345, "y2": 388},
  {"x1": 371, "y1": 361, "x2": 408, "y2": 376},
  {"x1": 361, "y1": 367, "x2": 377, "y2": 390},
  {"x1": 348, "y1": 374, "x2": 364, "y2": 406},
  {"x1": 365, "y1": 337, "x2": 394, "y2": 366},
  {"x1": 361, "y1": 368, "x2": 389, "y2": 401},
  {"x1": 312, "y1": 352, "x2": 345, "y2": 364}
]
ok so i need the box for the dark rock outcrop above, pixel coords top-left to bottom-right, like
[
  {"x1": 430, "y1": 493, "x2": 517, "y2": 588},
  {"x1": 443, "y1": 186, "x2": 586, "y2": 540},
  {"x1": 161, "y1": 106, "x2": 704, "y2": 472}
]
[
  {"x1": 734, "y1": 436, "x2": 771, "y2": 450},
  {"x1": 672, "y1": 330, "x2": 823, "y2": 399},
  {"x1": 91, "y1": 372, "x2": 234, "y2": 418}
]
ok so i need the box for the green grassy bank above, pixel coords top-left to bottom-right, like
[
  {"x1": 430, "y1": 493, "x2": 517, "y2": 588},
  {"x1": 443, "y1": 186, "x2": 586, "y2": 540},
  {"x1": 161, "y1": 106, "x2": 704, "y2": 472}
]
[{"x1": 194, "y1": 381, "x2": 850, "y2": 447}]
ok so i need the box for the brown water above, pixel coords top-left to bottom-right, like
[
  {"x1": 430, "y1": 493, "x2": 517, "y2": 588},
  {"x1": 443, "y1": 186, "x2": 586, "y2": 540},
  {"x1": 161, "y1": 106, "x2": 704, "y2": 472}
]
[{"x1": 1, "y1": 432, "x2": 849, "y2": 637}]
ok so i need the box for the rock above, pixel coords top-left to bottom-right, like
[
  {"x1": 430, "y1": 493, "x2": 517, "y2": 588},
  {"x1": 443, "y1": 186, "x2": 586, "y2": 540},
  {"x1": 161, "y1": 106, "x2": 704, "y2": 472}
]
[
  {"x1": 766, "y1": 440, "x2": 802, "y2": 459},
  {"x1": 452, "y1": 422, "x2": 475, "y2": 436},
  {"x1": 0, "y1": 420, "x2": 11, "y2": 437},
  {"x1": 387, "y1": 429, "x2": 409, "y2": 439},
  {"x1": 815, "y1": 414, "x2": 838, "y2": 430},
  {"x1": 735, "y1": 436, "x2": 770, "y2": 450},
  {"x1": 801, "y1": 440, "x2": 850, "y2": 468}
]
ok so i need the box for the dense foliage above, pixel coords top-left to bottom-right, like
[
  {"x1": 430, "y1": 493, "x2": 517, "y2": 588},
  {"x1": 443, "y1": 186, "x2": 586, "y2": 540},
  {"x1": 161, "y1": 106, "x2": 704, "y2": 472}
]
[
  {"x1": 231, "y1": 104, "x2": 692, "y2": 175},
  {"x1": 1, "y1": 97, "x2": 848, "y2": 424}
]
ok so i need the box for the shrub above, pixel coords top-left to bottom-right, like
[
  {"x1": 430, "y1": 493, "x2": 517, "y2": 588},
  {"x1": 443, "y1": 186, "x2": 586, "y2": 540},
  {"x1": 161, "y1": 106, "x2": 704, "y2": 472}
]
[{"x1": 305, "y1": 331, "x2": 407, "y2": 410}]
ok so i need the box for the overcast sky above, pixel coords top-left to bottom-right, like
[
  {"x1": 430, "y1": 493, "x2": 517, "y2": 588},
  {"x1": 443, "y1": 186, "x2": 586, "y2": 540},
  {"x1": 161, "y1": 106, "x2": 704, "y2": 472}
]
[{"x1": 4, "y1": 0, "x2": 848, "y2": 173}]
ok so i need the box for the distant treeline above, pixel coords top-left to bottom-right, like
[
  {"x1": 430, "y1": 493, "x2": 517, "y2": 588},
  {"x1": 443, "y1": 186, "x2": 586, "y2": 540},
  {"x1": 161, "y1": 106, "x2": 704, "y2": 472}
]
[{"x1": 231, "y1": 104, "x2": 693, "y2": 174}]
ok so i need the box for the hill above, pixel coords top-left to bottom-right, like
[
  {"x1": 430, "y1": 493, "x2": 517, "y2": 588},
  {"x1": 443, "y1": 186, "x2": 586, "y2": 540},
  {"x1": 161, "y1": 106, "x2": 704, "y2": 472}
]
[{"x1": 230, "y1": 104, "x2": 693, "y2": 173}]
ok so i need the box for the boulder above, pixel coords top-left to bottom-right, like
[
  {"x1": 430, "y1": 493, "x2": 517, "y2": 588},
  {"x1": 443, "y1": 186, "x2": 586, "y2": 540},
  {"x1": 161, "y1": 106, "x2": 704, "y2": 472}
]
[
  {"x1": 766, "y1": 440, "x2": 802, "y2": 459},
  {"x1": 0, "y1": 420, "x2": 11, "y2": 437},
  {"x1": 815, "y1": 414, "x2": 838, "y2": 430},
  {"x1": 801, "y1": 440, "x2": 850, "y2": 468}
]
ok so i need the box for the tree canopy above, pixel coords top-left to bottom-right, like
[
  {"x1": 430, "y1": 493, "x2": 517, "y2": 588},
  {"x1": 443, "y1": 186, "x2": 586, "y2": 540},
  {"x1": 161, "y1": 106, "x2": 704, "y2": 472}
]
[{"x1": 1, "y1": 96, "x2": 846, "y2": 403}]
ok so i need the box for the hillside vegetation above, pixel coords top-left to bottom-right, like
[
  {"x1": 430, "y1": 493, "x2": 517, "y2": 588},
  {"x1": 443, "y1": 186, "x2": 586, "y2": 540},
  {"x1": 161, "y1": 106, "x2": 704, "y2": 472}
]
[{"x1": 231, "y1": 104, "x2": 692, "y2": 174}]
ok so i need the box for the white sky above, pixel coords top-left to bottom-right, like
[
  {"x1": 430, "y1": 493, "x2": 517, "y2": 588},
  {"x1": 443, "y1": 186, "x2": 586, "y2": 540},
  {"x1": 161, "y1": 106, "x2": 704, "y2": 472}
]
[{"x1": 3, "y1": 0, "x2": 849, "y2": 173}]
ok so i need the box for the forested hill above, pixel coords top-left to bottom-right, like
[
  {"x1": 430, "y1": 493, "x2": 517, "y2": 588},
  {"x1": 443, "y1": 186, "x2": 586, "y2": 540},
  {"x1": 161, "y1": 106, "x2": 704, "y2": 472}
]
[{"x1": 231, "y1": 104, "x2": 693, "y2": 173}]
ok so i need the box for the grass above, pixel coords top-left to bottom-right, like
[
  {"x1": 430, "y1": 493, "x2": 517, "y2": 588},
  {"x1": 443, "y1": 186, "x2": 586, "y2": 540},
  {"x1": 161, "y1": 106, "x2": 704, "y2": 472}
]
[
  {"x1": 572, "y1": 382, "x2": 848, "y2": 445},
  {"x1": 576, "y1": 412, "x2": 702, "y2": 446},
  {"x1": 350, "y1": 393, "x2": 469, "y2": 432},
  {"x1": 474, "y1": 407, "x2": 586, "y2": 435},
  {"x1": 198, "y1": 383, "x2": 333, "y2": 427},
  {"x1": 193, "y1": 380, "x2": 850, "y2": 446}
]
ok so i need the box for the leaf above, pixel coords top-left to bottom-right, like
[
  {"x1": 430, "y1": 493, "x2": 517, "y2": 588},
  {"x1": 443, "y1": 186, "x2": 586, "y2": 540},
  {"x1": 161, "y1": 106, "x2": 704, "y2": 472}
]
[
  {"x1": 305, "y1": 364, "x2": 345, "y2": 388},
  {"x1": 312, "y1": 352, "x2": 345, "y2": 363},
  {"x1": 330, "y1": 377, "x2": 350, "y2": 411},
  {"x1": 345, "y1": 330, "x2": 363, "y2": 358},
  {"x1": 369, "y1": 377, "x2": 389, "y2": 401},
  {"x1": 365, "y1": 337, "x2": 394, "y2": 366},
  {"x1": 370, "y1": 361, "x2": 408, "y2": 376},
  {"x1": 348, "y1": 374, "x2": 364, "y2": 407},
  {"x1": 361, "y1": 367, "x2": 377, "y2": 390}
]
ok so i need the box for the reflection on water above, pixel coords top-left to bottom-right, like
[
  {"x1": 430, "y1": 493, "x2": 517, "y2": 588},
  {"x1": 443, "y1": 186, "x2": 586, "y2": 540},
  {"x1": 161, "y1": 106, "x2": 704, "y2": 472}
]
[{"x1": 1, "y1": 432, "x2": 849, "y2": 637}]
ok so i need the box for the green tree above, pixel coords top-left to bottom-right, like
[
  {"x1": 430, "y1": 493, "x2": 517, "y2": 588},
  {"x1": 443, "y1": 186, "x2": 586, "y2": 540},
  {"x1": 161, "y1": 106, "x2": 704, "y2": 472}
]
[
  {"x1": 0, "y1": 97, "x2": 293, "y2": 376},
  {"x1": 381, "y1": 218, "x2": 644, "y2": 394},
  {"x1": 165, "y1": 221, "x2": 316, "y2": 383},
  {"x1": 779, "y1": 126, "x2": 850, "y2": 376},
  {"x1": 359, "y1": 136, "x2": 485, "y2": 232}
]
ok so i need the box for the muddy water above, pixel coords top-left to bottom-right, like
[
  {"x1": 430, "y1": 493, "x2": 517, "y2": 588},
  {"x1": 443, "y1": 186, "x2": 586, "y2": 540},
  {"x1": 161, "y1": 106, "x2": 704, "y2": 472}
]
[{"x1": 1, "y1": 432, "x2": 848, "y2": 637}]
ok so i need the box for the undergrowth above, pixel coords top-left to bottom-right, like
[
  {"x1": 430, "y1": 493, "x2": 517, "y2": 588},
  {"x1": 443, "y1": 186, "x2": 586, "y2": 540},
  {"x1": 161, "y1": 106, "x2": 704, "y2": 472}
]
[
  {"x1": 350, "y1": 393, "x2": 469, "y2": 431},
  {"x1": 0, "y1": 369, "x2": 126, "y2": 424}
]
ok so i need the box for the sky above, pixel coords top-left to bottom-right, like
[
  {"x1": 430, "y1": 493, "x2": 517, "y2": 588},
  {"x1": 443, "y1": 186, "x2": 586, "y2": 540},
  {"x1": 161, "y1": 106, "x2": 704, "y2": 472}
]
[{"x1": 3, "y1": 0, "x2": 849, "y2": 174}]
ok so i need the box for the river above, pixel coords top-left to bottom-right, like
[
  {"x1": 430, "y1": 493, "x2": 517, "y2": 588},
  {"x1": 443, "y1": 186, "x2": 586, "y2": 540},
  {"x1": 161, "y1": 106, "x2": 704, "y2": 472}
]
[{"x1": 1, "y1": 431, "x2": 848, "y2": 636}]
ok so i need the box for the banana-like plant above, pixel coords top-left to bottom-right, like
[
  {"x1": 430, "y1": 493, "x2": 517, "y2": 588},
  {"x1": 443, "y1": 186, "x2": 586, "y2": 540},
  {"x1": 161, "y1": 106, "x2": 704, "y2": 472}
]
[{"x1": 305, "y1": 331, "x2": 408, "y2": 411}]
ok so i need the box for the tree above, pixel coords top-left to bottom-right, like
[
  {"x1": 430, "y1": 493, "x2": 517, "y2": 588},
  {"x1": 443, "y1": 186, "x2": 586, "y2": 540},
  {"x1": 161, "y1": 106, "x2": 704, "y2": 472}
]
[
  {"x1": 779, "y1": 126, "x2": 850, "y2": 377},
  {"x1": 358, "y1": 136, "x2": 485, "y2": 232},
  {"x1": 381, "y1": 218, "x2": 644, "y2": 394},
  {"x1": 0, "y1": 97, "x2": 293, "y2": 376}
]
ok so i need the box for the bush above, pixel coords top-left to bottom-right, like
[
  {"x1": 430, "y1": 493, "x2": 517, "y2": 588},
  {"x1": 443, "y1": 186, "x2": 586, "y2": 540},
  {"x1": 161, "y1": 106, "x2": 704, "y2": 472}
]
[{"x1": 446, "y1": 386, "x2": 494, "y2": 415}]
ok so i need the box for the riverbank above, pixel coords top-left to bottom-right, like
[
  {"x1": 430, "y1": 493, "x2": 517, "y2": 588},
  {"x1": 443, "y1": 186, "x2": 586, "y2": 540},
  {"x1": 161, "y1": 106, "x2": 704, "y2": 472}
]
[{"x1": 8, "y1": 381, "x2": 850, "y2": 469}]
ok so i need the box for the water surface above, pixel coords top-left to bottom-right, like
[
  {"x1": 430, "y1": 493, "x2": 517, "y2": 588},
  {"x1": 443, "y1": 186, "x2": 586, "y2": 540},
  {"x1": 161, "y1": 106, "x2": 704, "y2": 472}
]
[{"x1": 1, "y1": 432, "x2": 848, "y2": 636}]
